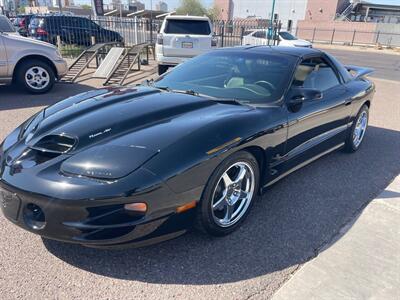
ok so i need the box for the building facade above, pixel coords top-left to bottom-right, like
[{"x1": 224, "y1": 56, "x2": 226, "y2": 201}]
[
  {"x1": 214, "y1": 0, "x2": 309, "y2": 29},
  {"x1": 155, "y1": 1, "x2": 167, "y2": 12}
]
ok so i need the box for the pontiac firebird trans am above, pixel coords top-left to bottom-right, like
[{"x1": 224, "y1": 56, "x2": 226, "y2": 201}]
[{"x1": 0, "y1": 46, "x2": 374, "y2": 248}]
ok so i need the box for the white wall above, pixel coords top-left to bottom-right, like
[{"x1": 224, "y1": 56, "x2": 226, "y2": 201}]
[{"x1": 232, "y1": 0, "x2": 308, "y2": 29}]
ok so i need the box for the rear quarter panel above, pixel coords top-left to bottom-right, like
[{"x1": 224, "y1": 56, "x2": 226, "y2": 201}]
[{"x1": 346, "y1": 77, "x2": 375, "y2": 120}]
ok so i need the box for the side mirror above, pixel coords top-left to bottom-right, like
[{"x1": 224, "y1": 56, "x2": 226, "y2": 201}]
[{"x1": 287, "y1": 87, "x2": 322, "y2": 106}]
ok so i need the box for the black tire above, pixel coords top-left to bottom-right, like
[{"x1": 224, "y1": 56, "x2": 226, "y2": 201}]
[
  {"x1": 16, "y1": 59, "x2": 55, "y2": 94},
  {"x1": 344, "y1": 105, "x2": 369, "y2": 152},
  {"x1": 195, "y1": 151, "x2": 260, "y2": 236},
  {"x1": 158, "y1": 64, "x2": 169, "y2": 75}
]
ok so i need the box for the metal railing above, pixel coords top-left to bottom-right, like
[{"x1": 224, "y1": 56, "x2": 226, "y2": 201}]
[
  {"x1": 13, "y1": 15, "x2": 400, "y2": 58},
  {"x1": 296, "y1": 27, "x2": 400, "y2": 47}
]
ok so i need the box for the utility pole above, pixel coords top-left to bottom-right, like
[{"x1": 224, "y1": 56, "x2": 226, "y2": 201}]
[
  {"x1": 57, "y1": 0, "x2": 63, "y2": 14},
  {"x1": 150, "y1": 0, "x2": 153, "y2": 43},
  {"x1": 267, "y1": 0, "x2": 276, "y2": 45}
]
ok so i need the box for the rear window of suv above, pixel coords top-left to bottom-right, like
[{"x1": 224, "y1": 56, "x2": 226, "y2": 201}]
[{"x1": 164, "y1": 19, "x2": 211, "y2": 35}]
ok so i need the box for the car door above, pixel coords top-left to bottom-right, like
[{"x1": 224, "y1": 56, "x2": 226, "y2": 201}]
[
  {"x1": 0, "y1": 34, "x2": 8, "y2": 78},
  {"x1": 278, "y1": 55, "x2": 352, "y2": 173},
  {"x1": 253, "y1": 30, "x2": 268, "y2": 46}
]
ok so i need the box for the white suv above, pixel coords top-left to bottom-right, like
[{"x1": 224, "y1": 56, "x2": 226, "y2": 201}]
[{"x1": 156, "y1": 15, "x2": 216, "y2": 75}]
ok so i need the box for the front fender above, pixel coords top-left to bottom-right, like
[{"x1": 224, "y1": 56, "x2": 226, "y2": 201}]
[{"x1": 143, "y1": 106, "x2": 286, "y2": 196}]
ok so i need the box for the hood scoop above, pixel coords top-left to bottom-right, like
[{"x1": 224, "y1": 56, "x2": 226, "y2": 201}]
[{"x1": 30, "y1": 134, "x2": 77, "y2": 154}]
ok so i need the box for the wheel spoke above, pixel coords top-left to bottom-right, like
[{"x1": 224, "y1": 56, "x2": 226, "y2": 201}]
[
  {"x1": 222, "y1": 172, "x2": 233, "y2": 187},
  {"x1": 239, "y1": 190, "x2": 249, "y2": 200},
  {"x1": 213, "y1": 192, "x2": 227, "y2": 210},
  {"x1": 233, "y1": 165, "x2": 247, "y2": 184},
  {"x1": 224, "y1": 204, "x2": 234, "y2": 223}
]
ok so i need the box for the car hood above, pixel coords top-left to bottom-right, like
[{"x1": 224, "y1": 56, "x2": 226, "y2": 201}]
[
  {"x1": 24, "y1": 87, "x2": 253, "y2": 155},
  {"x1": 4, "y1": 33, "x2": 57, "y2": 50},
  {"x1": 293, "y1": 39, "x2": 312, "y2": 47}
]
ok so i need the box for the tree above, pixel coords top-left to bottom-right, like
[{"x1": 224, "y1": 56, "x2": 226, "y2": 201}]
[
  {"x1": 176, "y1": 0, "x2": 207, "y2": 17},
  {"x1": 18, "y1": 6, "x2": 26, "y2": 14},
  {"x1": 176, "y1": 0, "x2": 221, "y2": 20},
  {"x1": 207, "y1": 4, "x2": 221, "y2": 20}
]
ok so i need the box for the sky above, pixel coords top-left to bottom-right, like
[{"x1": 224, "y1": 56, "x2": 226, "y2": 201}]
[{"x1": 73, "y1": 0, "x2": 214, "y2": 10}]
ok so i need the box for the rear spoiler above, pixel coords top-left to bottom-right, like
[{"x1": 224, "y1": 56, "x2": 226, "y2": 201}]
[{"x1": 345, "y1": 65, "x2": 374, "y2": 80}]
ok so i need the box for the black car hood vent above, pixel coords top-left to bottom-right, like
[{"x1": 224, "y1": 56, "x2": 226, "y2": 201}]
[{"x1": 30, "y1": 134, "x2": 77, "y2": 154}]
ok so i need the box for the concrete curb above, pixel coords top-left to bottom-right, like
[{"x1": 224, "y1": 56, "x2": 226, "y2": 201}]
[{"x1": 271, "y1": 175, "x2": 400, "y2": 300}]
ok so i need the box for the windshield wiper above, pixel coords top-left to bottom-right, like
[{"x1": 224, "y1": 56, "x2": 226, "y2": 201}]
[
  {"x1": 210, "y1": 98, "x2": 247, "y2": 105},
  {"x1": 154, "y1": 86, "x2": 198, "y2": 96},
  {"x1": 154, "y1": 86, "x2": 247, "y2": 106}
]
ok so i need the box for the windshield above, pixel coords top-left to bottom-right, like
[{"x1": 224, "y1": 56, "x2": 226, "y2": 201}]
[
  {"x1": 279, "y1": 32, "x2": 297, "y2": 40},
  {"x1": 0, "y1": 16, "x2": 16, "y2": 33},
  {"x1": 164, "y1": 19, "x2": 211, "y2": 35},
  {"x1": 154, "y1": 50, "x2": 296, "y2": 104}
]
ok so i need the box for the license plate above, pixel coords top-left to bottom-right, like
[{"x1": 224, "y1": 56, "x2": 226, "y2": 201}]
[
  {"x1": 182, "y1": 42, "x2": 193, "y2": 49},
  {"x1": 0, "y1": 187, "x2": 21, "y2": 221}
]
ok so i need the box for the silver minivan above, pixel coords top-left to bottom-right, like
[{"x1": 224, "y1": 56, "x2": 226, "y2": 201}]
[{"x1": 0, "y1": 15, "x2": 68, "y2": 94}]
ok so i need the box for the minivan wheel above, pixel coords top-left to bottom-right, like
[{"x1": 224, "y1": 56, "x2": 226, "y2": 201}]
[
  {"x1": 195, "y1": 151, "x2": 259, "y2": 236},
  {"x1": 158, "y1": 64, "x2": 169, "y2": 75},
  {"x1": 16, "y1": 60, "x2": 55, "y2": 94}
]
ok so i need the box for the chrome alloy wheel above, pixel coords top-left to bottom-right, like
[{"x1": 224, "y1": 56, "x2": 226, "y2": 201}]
[
  {"x1": 353, "y1": 110, "x2": 368, "y2": 148},
  {"x1": 211, "y1": 162, "x2": 255, "y2": 228},
  {"x1": 25, "y1": 66, "x2": 50, "y2": 90}
]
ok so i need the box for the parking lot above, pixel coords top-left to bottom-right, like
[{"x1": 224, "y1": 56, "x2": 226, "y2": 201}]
[{"x1": 0, "y1": 47, "x2": 399, "y2": 299}]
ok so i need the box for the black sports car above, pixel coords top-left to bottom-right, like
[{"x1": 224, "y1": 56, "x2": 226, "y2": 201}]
[{"x1": 0, "y1": 46, "x2": 374, "y2": 248}]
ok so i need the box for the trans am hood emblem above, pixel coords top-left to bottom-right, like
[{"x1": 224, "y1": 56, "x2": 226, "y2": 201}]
[{"x1": 89, "y1": 128, "x2": 112, "y2": 139}]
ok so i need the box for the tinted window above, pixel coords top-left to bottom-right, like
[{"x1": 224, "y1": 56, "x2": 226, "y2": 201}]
[
  {"x1": 254, "y1": 31, "x2": 266, "y2": 38},
  {"x1": 164, "y1": 19, "x2": 211, "y2": 35},
  {"x1": 293, "y1": 57, "x2": 340, "y2": 91},
  {"x1": 279, "y1": 31, "x2": 297, "y2": 40},
  {"x1": 155, "y1": 50, "x2": 297, "y2": 104},
  {"x1": 0, "y1": 16, "x2": 15, "y2": 32}
]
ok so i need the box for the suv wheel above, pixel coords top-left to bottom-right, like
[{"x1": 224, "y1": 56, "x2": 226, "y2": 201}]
[{"x1": 16, "y1": 59, "x2": 55, "y2": 94}]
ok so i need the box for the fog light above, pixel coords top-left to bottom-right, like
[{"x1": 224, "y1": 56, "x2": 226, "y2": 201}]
[
  {"x1": 23, "y1": 203, "x2": 46, "y2": 230},
  {"x1": 124, "y1": 202, "x2": 147, "y2": 213}
]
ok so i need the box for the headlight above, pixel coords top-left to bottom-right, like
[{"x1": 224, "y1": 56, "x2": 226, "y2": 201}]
[{"x1": 61, "y1": 145, "x2": 158, "y2": 179}]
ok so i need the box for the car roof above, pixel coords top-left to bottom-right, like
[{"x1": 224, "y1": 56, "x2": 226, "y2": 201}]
[
  {"x1": 218, "y1": 45, "x2": 322, "y2": 58},
  {"x1": 165, "y1": 15, "x2": 210, "y2": 21}
]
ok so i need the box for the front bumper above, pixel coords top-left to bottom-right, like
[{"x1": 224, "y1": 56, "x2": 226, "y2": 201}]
[
  {"x1": 0, "y1": 180, "x2": 194, "y2": 248},
  {"x1": 54, "y1": 59, "x2": 68, "y2": 79}
]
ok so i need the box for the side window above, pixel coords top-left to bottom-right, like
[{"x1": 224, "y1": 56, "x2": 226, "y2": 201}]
[
  {"x1": 293, "y1": 57, "x2": 341, "y2": 91},
  {"x1": 254, "y1": 31, "x2": 266, "y2": 39},
  {"x1": 89, "y1": 20, "x2": 100, "y2": 30}
]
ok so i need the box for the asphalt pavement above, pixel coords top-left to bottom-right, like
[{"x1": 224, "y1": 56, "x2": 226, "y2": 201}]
[{"x1": 0, "y1": 48, "x2": 399, "y2": 300}]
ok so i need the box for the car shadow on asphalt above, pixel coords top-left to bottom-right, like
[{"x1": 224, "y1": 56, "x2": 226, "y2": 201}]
[
  {"x1": 0, "y1": 83, "x2": 93, "y2": 111},
  {"x1": 43, "y1": 125, "x2": 400, "y2": 285}
]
